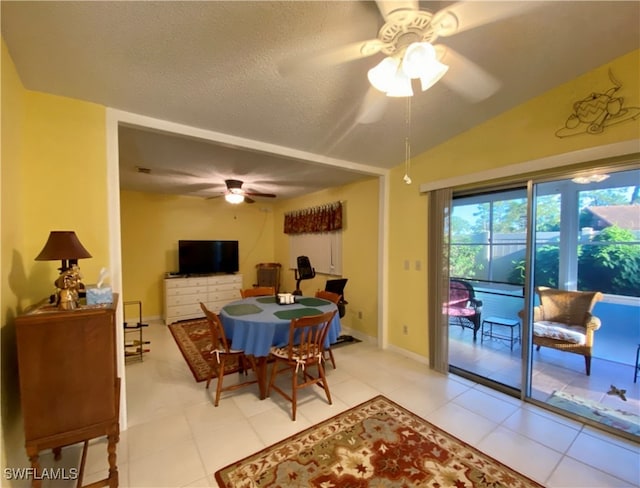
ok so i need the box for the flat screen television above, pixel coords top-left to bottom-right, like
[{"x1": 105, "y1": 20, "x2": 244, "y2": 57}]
[{"x1": 178, "y1": 240, "x2": 239, "y2": 275}]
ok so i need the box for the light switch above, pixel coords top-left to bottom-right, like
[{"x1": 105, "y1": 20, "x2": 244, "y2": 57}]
[{"x1": 415, "y1": 260, "x2": 421, "y2": 271}]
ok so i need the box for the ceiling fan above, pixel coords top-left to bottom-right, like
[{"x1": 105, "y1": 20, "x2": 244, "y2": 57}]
[
  {"x1": 287, "y1": 1, "x2": 537, "y2": 123},
  {"x1": 212, "y1": 179, "x2": 277, "y2": 204}
]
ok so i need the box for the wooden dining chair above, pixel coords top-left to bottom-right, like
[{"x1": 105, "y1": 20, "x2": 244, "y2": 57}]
[
  {"x1": 240, "y1": 286, "x2": 276, "y2": 298},
  {"x1": 200, "y1": 303, "x2": 258, "y2": 406},
  {"x1": 267, "y1": 310, "x2": 337, "y2": 421},
  {"x1": 314, "y1": 290, "x2": 341, "y2": 369}
]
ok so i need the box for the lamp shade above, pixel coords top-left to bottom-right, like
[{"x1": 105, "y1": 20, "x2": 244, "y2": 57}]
[{"x1": 35, "y1": 231, "x2": 92, "y2": 261}]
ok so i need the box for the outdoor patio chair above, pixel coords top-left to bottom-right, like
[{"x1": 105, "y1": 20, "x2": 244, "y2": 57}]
[
  {"x1": 526, "y1": 286, "x2": 603, "y2": 376},
  {"x1": 444, "y1": 279, "x2": 483, "y2": 341}
]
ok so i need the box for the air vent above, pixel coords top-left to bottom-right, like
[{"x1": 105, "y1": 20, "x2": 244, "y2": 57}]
[{"x1": 136, "y1": 166, "x2": 152, "y2": 174}]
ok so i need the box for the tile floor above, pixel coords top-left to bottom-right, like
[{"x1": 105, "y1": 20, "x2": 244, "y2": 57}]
[{"x1": 29, "y1": 320, "x2": 640, "y2": 487}]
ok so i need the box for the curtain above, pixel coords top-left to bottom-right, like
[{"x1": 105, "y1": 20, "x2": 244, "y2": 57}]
[
  {"x1": 427, "y1": 188, "x2": 452, "y2": 374},
  {"x1": 284, "y1": 201, "x2": 343, "y2": 234}
]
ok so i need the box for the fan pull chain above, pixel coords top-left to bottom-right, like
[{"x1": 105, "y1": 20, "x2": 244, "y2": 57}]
[{"x1": 403, "y1": 97, "x2": 412, "y2": 185}]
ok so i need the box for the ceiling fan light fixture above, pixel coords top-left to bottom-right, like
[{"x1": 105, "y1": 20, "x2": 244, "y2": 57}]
[
  {"x1": 571, "y1": 174, "x2": 610, "y2": 184},
  {"x1": 402, "y1": 42, "x2": 449, "y2": 92},
  {"x1": 367, "y1": 56, "x2": 400, "y2": 93},
  {"x1": 385, "y1": 67, "x2": 413, "y2": 97},
  {"x1": 224, "y1": 193, "x2": 244, "y2": 204},
  {"x1": 418, "y1": 62, "x2": 449, "y2": 91}
]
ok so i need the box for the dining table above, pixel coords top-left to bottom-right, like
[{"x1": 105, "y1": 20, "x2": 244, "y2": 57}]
[{"x1": 219, "y1": 295, "x2": 341, "y2": 398}]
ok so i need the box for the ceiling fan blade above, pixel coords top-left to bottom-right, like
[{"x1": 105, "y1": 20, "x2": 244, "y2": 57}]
[
  {"x1": 245, "y1": 191, "x2": 277, "y2": 198},
  {"x1": 356, "y1": 86, "x2": 389, "y2": 124},
  {"x1": 243, "y1": 196, "x2": 256, "y2": 204},
  {"x1": 435, "y1": 45, "x2": 501, "y2": 103},
  {"x1": 432, "y1": 1, "x2": 539, "y2": 37},
  {"x1": 278, "y1": 39, "x2": 386, "y2": 76},
  {"x1": 134, "y1": 166, "x2": 197, "y2": 178},
  {"x1": 375, "y1": 0, "x2": 419, "y2": 20}
]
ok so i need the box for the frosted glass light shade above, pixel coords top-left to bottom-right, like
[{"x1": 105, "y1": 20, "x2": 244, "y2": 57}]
[
  {"x1": 402, "y1": 42, "x2": 449, "y2": 91},
  {"x1": 386, "y1": 68, "x2": 413, "y2": 97},
  {"x1": 225, "y1": 193, "x2": 244, "y2": 204},
  {"x1": 367, "y1": 57, "x2": 400, "y2": 93}
]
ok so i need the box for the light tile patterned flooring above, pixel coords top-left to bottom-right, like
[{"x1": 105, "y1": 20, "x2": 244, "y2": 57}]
[{"x1": 26, "y1": 321, "x2": 640, "y2": 487}]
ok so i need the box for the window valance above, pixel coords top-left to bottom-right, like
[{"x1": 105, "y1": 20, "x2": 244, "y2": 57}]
[{"x1": 284, "y1": 201, "x2": 343, "y2": 234}]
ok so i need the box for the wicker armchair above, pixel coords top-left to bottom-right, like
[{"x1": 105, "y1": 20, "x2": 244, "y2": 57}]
[{"x1": 528, "y1": 287, "x2": 603, "y2": 375}]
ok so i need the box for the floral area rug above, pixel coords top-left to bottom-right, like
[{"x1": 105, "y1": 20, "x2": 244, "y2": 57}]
[
  {"x1": 168, "y1": 318, "x2": 239, "y2": 382},
  {"x1": 547, "y1": 390, "x2": 640, "y2": 436},
  {"x1": 215, "y1": 395, "x2": 543, "y2": 488}
]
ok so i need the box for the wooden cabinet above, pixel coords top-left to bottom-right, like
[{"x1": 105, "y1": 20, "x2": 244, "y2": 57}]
[
  {"x1": 16, "y1": 297, "x2": 120, "y2": 488},
  {"x1": 164, "y1": 274, "x2": 242, "y2": 325}
]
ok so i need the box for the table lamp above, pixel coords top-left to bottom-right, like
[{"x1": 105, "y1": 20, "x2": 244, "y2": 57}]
[{"x1": 35, "y1": 231, "x2": 92, "y2": 309}]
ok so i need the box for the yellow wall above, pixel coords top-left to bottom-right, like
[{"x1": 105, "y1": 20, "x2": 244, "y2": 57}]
[
  {"x1": 387, "y1": 49, "x2": 640, "y2": 356},
  {"x1": 272, "y1": 177, "x2": 380, "y2": 338},
  {"x1": 1, "y1": 40, "x2": 110, "y2": 472},
  {"x1": 119, "y1": 190, "x2": 275, "y2": 319},
  {"x1": 1, "y1": 37, "x2": 27, "y2": 472}
]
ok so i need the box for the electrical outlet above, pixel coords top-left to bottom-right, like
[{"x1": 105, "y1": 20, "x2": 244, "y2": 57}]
[
  {"x1": 402, "y1": 324, "x2": 408, "y2": 335},
  {"x1": 415, "y1": 260, "x2": 421, "y2": 271}
]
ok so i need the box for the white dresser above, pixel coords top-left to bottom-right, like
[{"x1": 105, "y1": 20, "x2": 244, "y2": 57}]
[{"x1": 164, "y1": 274, "x2": 243, "y2": 325}]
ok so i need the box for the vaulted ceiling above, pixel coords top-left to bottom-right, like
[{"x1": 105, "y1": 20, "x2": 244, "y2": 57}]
[{"x1": 3, "y1": 1, "x2": 638, "y2": 201}]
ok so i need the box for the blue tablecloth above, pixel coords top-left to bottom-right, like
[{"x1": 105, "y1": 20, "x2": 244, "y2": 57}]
[{"x1": 219, "y1": 296, "x2": 341, "y2": 357}]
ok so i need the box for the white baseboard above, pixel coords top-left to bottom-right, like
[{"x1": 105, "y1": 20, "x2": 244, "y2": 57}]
[{"x1": 338, "y1": 326, "x2": 430, "y2": 366}]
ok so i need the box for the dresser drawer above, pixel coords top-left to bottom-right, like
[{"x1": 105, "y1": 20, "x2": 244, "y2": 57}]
[
  {"x1": 207, "y1": 275, "x2": 242, "y2": 286},
  {"x1": 166, "y1": 291, "x2": 208, "y2": 307},
  {"x1": 165, "y1": 277, "x2": 208, "y2": 290},
  {"x1": 166, "y1": 285, "x2": 208, "y2": 297},
  {"x1": 207, "y1": 289, "x2": 240, "y2": 303}
]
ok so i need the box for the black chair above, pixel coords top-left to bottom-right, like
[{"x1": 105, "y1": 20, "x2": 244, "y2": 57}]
[
  {"x1": 293, "y1": 256, "x2": 315, "y2": 295},
  {"x1": 444, "y1": 279, "x2": 483, "y2": 341},
  {"x1": 325, "y1": 278, "x2": 348, "y2": 318}
]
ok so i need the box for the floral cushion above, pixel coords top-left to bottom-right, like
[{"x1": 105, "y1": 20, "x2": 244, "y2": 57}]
[{"x1": 533, "y1": 321, "x2": 586, "y2": 344}]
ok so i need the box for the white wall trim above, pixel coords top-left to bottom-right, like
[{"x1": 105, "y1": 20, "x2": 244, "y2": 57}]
[
  {"x1": 378, "y1": 174, "x2": 390, "y2": 349},
  {"x1": 386, "y1": 343, "x2": 429, "y2": 365},
  {"x1": 109, "y1": 108, "x2": 387, "y2": 177},
  {"x1": 106, "y1": 109, "x2": 127, "y2": 429},
  {"x1": 419, "y1": 139, "x2": 640, "y2": 193}
]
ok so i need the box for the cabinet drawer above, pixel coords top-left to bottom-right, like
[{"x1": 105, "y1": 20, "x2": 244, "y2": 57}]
[
  {"x1": 166, "y1": 285, "x2": 208, "y2": 297},
  {"x1": 207, "y1": 289, "x2": 240, "y2": 302},
  {"x1": 207, "y1": 275, "x2": 242, "y2": 286},
  {"x1": 165, "y1": 277, "x2": 208, "y2": 289},
  {"x1": 166, "y1": 291, "x2": 208, "y2": 307},
  {"x1": 209, "y1": 282, "x2": 242, "y2": 293}
]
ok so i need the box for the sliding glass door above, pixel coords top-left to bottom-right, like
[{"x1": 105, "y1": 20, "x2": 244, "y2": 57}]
[
  {"x1": 444, "y1": 165, "x2": 639, "y2": 440},
  {"x1": 447, "y1": 188, "x2": 527, "y2": 392},
  {"x1": 526, "y1": 168, "x2": 640, "y2": 440}
]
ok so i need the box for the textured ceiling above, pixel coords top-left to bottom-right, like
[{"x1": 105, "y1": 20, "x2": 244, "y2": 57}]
[{"x1": 2, "y1": 1, "x2": 639, "y2": 201}]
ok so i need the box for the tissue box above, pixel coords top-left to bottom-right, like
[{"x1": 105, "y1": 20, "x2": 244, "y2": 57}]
[{"x1": 86, "y1": 286, "x2": 113, "y2": 305}]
